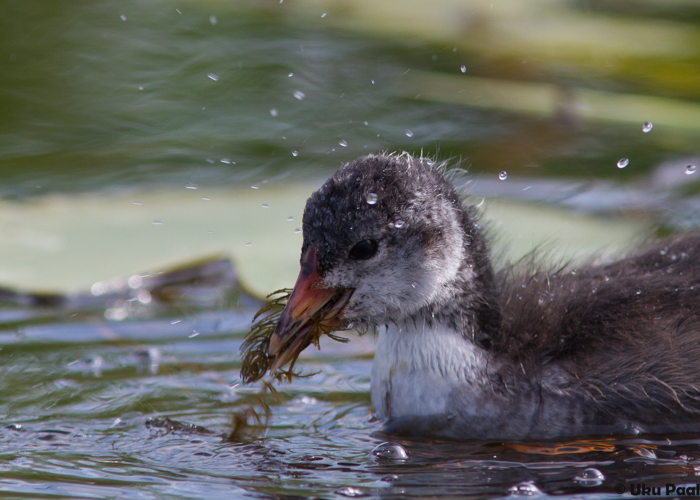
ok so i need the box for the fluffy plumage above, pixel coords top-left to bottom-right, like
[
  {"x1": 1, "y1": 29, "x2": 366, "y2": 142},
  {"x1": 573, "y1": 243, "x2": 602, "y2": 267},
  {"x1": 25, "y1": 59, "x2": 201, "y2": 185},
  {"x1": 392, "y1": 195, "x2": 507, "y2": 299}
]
[{"x1": 295, "y1": 152, "x2": 700, "y2": 440}]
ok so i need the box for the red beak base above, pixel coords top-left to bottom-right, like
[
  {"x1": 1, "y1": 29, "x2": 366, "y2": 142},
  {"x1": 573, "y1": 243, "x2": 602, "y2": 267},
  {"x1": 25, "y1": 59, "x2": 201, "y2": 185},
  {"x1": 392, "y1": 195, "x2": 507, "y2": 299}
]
[{"x1": 267, "y1": 245, "x2": 352, "y2": 375}]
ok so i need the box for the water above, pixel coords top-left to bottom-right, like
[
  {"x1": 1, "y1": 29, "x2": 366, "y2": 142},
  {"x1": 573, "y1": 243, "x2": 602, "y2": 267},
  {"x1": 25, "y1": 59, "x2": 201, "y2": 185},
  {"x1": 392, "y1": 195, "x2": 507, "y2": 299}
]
[{"x1": 2, "y1": 0, "x2": 700, "y2": 498}]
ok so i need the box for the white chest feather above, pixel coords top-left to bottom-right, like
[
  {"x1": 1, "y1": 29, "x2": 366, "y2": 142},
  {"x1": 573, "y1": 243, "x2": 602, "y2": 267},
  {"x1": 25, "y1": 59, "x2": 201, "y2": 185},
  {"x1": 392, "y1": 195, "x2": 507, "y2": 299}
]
[{"x1": 370, "y1": 322, "x2": 491, "y2": 420}]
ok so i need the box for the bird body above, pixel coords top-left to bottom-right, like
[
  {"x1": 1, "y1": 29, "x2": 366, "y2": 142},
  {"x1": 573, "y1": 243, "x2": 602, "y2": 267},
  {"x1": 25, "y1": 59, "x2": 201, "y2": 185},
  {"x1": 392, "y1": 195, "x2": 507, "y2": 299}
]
[{"x1": 268, "y1": 153, "x2": 700, "y2": 440}]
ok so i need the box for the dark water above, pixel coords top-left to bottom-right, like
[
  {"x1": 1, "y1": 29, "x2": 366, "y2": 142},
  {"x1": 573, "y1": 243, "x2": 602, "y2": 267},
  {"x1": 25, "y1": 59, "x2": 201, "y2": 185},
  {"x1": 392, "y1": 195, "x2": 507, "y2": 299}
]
[{"x1": 2, "y1": 0, "x2": 700, "y2": 498}]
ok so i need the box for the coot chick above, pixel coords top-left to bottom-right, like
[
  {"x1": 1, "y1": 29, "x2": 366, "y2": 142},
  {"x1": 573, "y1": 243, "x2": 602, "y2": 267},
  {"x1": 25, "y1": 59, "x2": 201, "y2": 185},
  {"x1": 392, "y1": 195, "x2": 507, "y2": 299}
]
[{"x1": 269, "y1": 153, "x2": 700, "y2": 440}]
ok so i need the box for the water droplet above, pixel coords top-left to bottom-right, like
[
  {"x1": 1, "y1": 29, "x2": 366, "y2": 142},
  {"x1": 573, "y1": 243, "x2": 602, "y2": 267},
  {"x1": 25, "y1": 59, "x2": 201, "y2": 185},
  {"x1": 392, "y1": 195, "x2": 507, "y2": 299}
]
[
  {"x1": 339, "y1": 140, "x2": 347, "y2": 147},
  {"x1": 138, "y1": 86, "x2": 144, "y2": 90},
  {"x1": 574, "y1": 468, "x2": 605, "y2": 487},
  {"x1": 128, "y1": 275, "x2": 142, "y2": 289},
  {"x1": 321, "y1": 12, "x2": 327, "y2": 18},
  {"x1": 137, "y1": 290, "x2": 152, "y2": 304},
  {"x1": 509, "y1": 481, "x2": 541, "y2": 496},
  {"x1": 152, "y1": 220, "x2": 163, "y2": 225},
  {"x1": 366, "y1": 193, "x2": 378, "y2": 205},
  {"x1": 293, "y1": 90, "x2": 305, "y2": 100},
  {"x1": 207, "y1": 73, "x2": 219, "y2": 81},
  {"x1": 294, "y1": 228, "x2": 301, "y2": 234},
  {"x1": 685, "y1": 164, "x2": 697, "y2": 175},
  {"x1": 460, "y1": 65, "x2": 466, "y2": 73},
  {"x1": 287, "y1": 216, "x2": 294, "y2": 221},
  {"x1": 288, "y1": 72, "x2": 293, "y2": 77},
  {"x1": 133, "y1": 202, "x2": 142, "y2": 206},
  {"x1": 642, "y1": 121, "x2": 653, "y2": 133},
  {"x1": 251, "y1": 184, "x2": 259, "y2": 190},
  {"x1": 270, "y1": 109, "x2": 278, "y2": 117},
  {"x1": 206, "y1": 158, "x2": 214, "y2": 164},
  {"x1": 209, "y1": 15, "x2": 217, "y2": 25},
  {"x1": 220, "y1": 158, "x2": 231, "y2": 164},
  {"x1": 245, "y1": 242, "x2": 252, "y2": 246},
  {"x1": 202, "y1": 197, "x2": 210, "y2": 201},
  {"x1": 188, "y1": 330, "x2": 200, "y2": 338},
  {"x1": 262, "y1": 203, "x2": 269, "y2": 208},
  {"x1": 185, "y1": 183, "x2": 198, "y2": 190},
  {"x1": 336, "y1": 487, "x2": 364, "y2": 497},
  {"x1": 371, "y1": 79, "x2": 375, "y2": 84},
  {"x1": 498, "y1": 171, "x2": 508, "y2": 181},
  {"x1": 394, "y1": 220, "x2": 405, "y2": 228},
  {"x1": 405, "y1": 130, "x2": 413, "y2": 137},
  {"x1": 636, "y1": 290, "x2": 642, "y2": 295},
  {"x1": 291, "y1": 150, "x2": 298, "y2": 157},
  {"x1": 372, "y1": 442, "x2": 409, "y2": 461},
  {"x1": 660, "y1": 247, "x2": 668, "y2": 255},
  {"x1": 120, "y1": 14, "x2": 127, "y2": 21},
  {"x1": 171, "y1": 319, "x2": 182, "y2": 325},
  {"x1": 617, "y1": 158, "x2": 629, "y2": 169}
]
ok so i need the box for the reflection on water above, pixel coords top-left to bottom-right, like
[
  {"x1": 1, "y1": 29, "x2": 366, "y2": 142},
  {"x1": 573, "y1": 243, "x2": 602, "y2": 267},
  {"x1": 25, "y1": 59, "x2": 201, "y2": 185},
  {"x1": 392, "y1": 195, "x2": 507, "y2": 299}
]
[
  {"x1": 1, "y1": 0, "x2": 700, "y2": 498},
  {"x1": 1, "y1": 259, "x2": 700, "y2": 498}
]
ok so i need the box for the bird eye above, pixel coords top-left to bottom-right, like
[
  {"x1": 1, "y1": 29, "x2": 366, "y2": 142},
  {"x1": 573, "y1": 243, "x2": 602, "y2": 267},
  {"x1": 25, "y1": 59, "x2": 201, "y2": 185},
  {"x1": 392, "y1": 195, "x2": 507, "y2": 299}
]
[{"x1": 349, "y1": 239, "x2": 378, "y2": 260}]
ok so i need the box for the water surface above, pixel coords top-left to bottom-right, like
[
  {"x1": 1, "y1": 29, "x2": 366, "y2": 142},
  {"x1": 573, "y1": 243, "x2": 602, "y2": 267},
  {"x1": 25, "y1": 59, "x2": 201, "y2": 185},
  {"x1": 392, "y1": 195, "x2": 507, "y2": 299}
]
[{"x1": 2, "y1": 0, "x2": 700, "y2": 498}]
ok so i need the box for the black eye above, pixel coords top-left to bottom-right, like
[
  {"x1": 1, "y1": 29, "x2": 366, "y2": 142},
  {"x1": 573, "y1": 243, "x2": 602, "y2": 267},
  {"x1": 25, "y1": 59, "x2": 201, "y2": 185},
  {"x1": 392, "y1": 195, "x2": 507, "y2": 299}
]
[{"x1": 349, "y1": 239, "x2": 378, "y2": 260}]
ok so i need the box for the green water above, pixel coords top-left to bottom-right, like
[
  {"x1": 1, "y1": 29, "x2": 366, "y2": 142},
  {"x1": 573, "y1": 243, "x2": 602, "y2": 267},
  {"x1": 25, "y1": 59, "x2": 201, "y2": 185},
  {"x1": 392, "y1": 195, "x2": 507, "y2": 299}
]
[{"x1": 2, "y1": 0, "x2": 700, "y2": 498}]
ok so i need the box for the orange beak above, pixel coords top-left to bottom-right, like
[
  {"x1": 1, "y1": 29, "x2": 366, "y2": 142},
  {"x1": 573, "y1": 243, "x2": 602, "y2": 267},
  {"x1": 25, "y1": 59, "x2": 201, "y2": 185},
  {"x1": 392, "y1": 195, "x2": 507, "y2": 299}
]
[{"x1": 268, "y1": 245, "x2": 352, "y2": 374}]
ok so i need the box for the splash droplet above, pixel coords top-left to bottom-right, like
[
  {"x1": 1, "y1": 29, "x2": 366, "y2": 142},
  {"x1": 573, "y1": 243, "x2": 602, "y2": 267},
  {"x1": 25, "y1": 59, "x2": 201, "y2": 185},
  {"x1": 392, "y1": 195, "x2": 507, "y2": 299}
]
[
  {"x1": 405, "y1": 130, "x2": 413, "y2": 138},
  {"x1": 685, "y1": 164, "x2": 697, "y2": 175},
  {"x1": 339, "y1": 140, "x2": 347, "y2": 147},
  {"x1": 251, "y1": 184, "x2": 259, "y2": 190},
  {"x1": 207, "y1": 73, "x2": 219, "y2": 81},
  {"x1": 293, "y1": 90, "x2": 305, "y2": 100},
  {"x1": 617, "y1": 158, "x2": 629, "y2": 169},
  {"x1": 321, "y1": 12, "x2": 327, "y2": 18},
  {"x1": 261, "y1": 203, "x2": 269, "y2": 208},
  {"x1": 120, "y1": 14, "x2": 127, "y2": 21},
  {"x1": 270, "y1": 109, "x2": 278, "y2": 117},
  {"x1": 460, "y1": 65, "x2": 466, "y2": 73},
  {"x1": 291, "y1": 150, "x2": 298, "y2": 157},
  {"x1": 372, "y1": 442, "x2": 409, "y2": 460},
  {"x1": 498, "y1": 171, "x2": 508, "y2": 181},
  {"x1": 294, "y1": 228, "x2": 301, "y2": 234},
  {"x1": 287, "y1": 216, "x2": 294, "y2": 221},
  {"x1": 574, "y1": 468, "x2": 605, "y2": 487},
  {"x1": 185, "y1": 183, "x2": 198, "y2": 190},
  {"x1": 642, "y1": 121, "x2": 653, "y2": 133},
  {"x1": 152, "y1": 220, "x2": 163, "y2": 226},
  {"x1": 394, "y1": 220, "x2": 405, "y2": 228},
  {"x1": 509, "y1": 481, "x2": 541, "y2": 496},
  {"x1": 288, "y1": 72, "x2": 293, "y2": 77},
  {"x1": 366, "y1": 193, "x2": 378, "y2": 205},
  {"x1": 209, "y1": 15, "x2": 217, "y2": 25}
]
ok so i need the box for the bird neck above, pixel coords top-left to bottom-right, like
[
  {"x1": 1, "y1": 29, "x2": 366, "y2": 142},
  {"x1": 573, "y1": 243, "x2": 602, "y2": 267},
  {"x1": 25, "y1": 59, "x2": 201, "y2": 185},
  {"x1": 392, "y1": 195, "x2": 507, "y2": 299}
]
[{"x1": 418, "y1": 205, "x2": 501, "y2": 347}]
